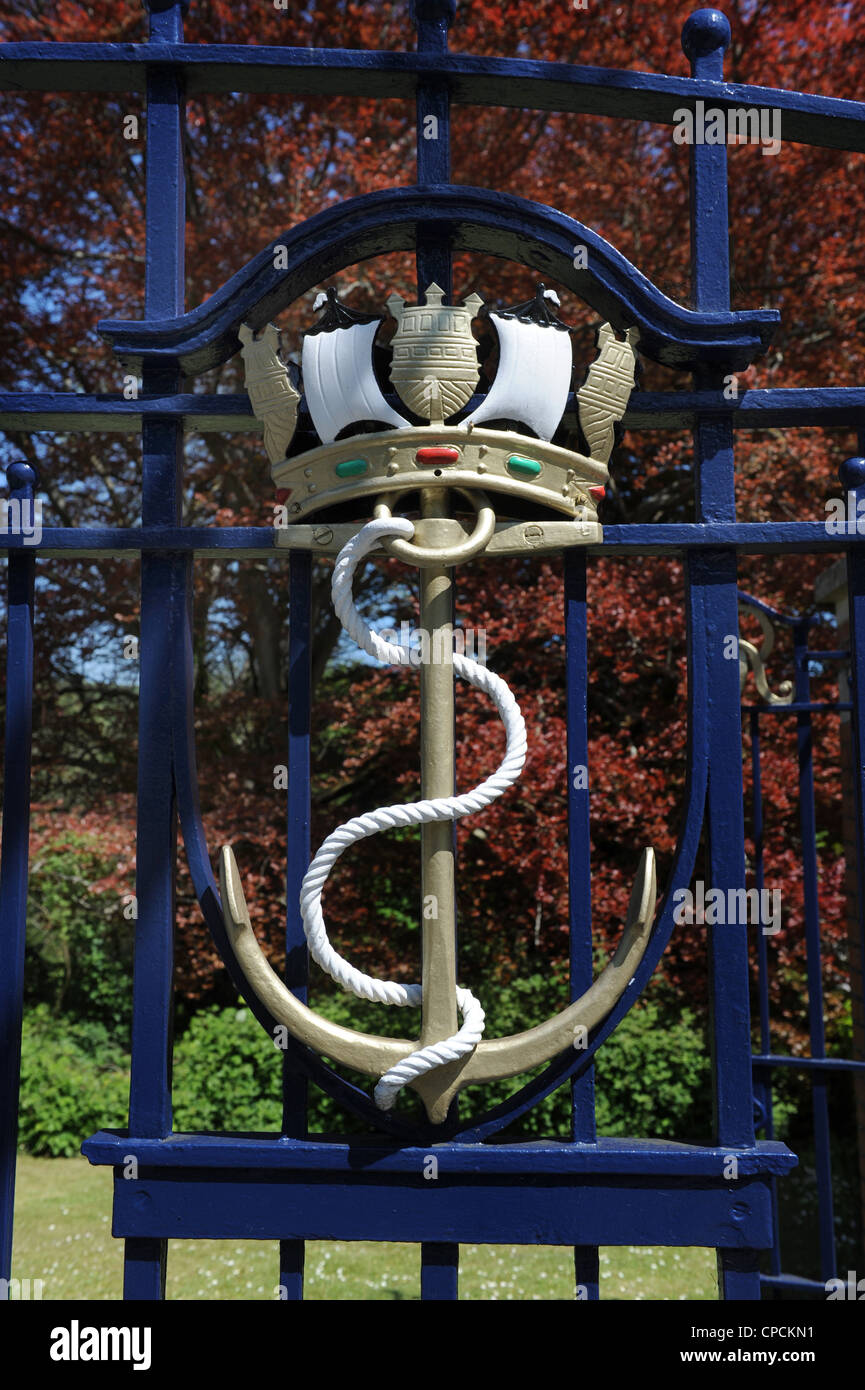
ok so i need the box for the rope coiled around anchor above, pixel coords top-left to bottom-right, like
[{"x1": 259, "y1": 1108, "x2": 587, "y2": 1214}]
[{"x1": 299, "y1": 517, "x2": 527, "y2": 1109}]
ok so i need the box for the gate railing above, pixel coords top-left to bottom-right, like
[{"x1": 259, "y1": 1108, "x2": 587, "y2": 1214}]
[
  {"x1": 1, "y1": 1, "x2": 864, "y2": 1301},
  {"x1": 739, "y1": 588, "x2": 864, "y2": 1295}
]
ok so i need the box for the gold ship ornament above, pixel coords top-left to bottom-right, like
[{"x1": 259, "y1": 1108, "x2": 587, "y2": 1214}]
[
  {"x1": 227, "y1": 284, "x2": 655, "y2": 1124},
  {"x1": 387, "y1": 282, "x2": 483, "y2": 420}
]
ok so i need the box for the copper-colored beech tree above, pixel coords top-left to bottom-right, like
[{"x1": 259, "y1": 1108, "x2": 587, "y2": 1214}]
[{"x1": 0, "y1": 1, "x2": 861, "y2": 1062}]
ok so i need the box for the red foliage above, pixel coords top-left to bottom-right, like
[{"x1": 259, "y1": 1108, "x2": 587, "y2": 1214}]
[{"x1": 0, "y1": 1, "x2": 858, "y2": 1053}]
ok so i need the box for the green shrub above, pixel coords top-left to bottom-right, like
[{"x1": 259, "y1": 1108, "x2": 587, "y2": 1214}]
[
  {"x1": 18, "y1": 1005, "x2": 130, "y2": 1157},
  {"x1": 25, "y1": 837, "x2": 134, "y2": 1033},
  {"x1": 13, "y1": 986, "x2": 722, "y2": 1152},
  {"x1": 594, "y1": 999, "x2": 712, "y2": 1140},
  {"x1": 172, "y1": 1006, "x2": 283, "y2": 1132}
]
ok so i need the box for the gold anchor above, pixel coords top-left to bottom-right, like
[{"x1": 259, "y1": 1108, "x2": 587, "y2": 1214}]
[{"x1": 225, "y1": 286, "x2": 654, "y2": 1124}]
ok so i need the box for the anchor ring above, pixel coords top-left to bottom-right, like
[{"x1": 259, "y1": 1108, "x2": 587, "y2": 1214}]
[{"x1": 373, "y1": 487, "x2": 496, "y2": 567}]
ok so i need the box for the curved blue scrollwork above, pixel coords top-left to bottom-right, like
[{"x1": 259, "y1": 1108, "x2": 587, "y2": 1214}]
[{"x1": 100, "y1": 185, "x2": 778, "y2": 375}]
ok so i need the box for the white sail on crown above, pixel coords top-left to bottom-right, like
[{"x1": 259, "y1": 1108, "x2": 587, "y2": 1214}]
[
  {"x1": 462, "y1": 315, "x2": 573, "y2": 442},
  {"x1": 302, "y1": 320, "x2": 408, "y2": 445}
]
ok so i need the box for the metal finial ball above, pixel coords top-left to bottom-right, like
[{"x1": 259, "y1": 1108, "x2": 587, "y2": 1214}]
[
  {"x1": 682, "y1": 9, "x2": 732, "y2": 61},
  {"x1": 839, "y1": 456, "x2": 865, "y2": 492},
  {"x1": 6, "y1": 461, "x2": 37, "y2": 492}
]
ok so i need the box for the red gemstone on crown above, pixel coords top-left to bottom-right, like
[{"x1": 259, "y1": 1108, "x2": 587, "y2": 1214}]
[
  {"x1": 415, "y1": 446, "x2": 460, "y2": 466},
  {"x1": 589, "y1": 486, "x2": 606, "y2": 500},
  {"x1": 275, "y1": 488, "x2": 292, "y2": 503}
]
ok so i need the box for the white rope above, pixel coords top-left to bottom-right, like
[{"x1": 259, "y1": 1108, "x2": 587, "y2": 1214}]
[{"x1": 299, "y1": 517, "x2": 527, "y2": 1110}]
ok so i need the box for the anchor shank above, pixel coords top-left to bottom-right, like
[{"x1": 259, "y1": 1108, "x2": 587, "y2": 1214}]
[{"x1": 418, "y1": 488, "x2": 460, "y2": 1049}]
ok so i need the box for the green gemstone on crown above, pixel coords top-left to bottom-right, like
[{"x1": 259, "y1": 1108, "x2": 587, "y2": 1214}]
[
  {"x1": 506, "y1": 455, "x2": 542, "y2": 480},
  {"x1": 335, "y1": 457, "x2": 369, "y2": 478}
]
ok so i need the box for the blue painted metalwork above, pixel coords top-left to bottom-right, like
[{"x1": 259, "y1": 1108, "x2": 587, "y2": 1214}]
[
  {"x1": 96, "y1": 186, "x2": 778, "y2": 374},
  {"x1": 1, "y1": 0, "x2": 862, "y2": 1301},
  {"x1": 566, "y1": 550, "x2": 599, "y2": 1302},
  {"x1": 282, "y1": 551, "x2": 312, "y2": 1298},
  {"x1": 0, "y1": 462, "x2": 35, "y2": 1288},
  {"x1": 741, "y1": 585, "x2": 861, "y2": 1296},
  {"x1": 121, "y1": 0, "x2": 188, "y2": 1301},
  {"x1": 2, "y1": 42, "x2": 864, "y2": 152}
]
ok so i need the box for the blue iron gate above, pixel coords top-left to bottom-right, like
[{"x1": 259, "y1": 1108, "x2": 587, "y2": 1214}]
[
  {"x1": 739, "y1": 588, "x2": 863, "y2": 1297},
  {"x1": 1, "y1": 0, "x2": 863, "y2": 1301}
]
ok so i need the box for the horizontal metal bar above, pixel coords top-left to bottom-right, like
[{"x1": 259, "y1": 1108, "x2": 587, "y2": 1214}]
[
  {"x1": 3, "y1": 388, "x2": 864, "y2": 437},
  {"x1": 88, "y1": 1131, "x2": 791, "y2": 1246},
  {"x1": 624, "y1": 388, "x2": 865, "y2": 430},
  {"x1": 82, "y1": 1130, "x2": 796, "y2": 1177},
  {"x1": 0, "y1": 393, "x2": 259, "y2": 434},
  {"x1": 0, "y1": 526, "x2": 276, "y2": 559},
  {"x1": 0, "y1": 522, "x2": 859, "y2": 559},
  {"x1": 600, "y1": 524, "x2": 856, "y2": 554},
  {"x1": 760, "y1": 1272, "x2": 832, "y2": 1293},
  {"x1": 1, "y1": 45, "x2": 863, "y2": 151},
  {"x1": 742, "y1": 702, "x2": 851, "y2": 714},
  {"x1": 106, "y1": 1171, "x2": 779, "y2": 1245},
  {"x1": 752, "y1": 1054, "x2": 865, "y2": 1074}
]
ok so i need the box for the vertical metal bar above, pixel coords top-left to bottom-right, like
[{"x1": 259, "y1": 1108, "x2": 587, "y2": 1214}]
[
  {"x1": 683, "y1": 8, "x2": 759, "y2": 1301},
  {"x1": 278, "y1": 1237, "x2": 305, "y2": 1305},
  {"x1": 279, "y1": 550, "x2": 312, "y2": 1299},
  {"x1": 124, "y1": 0, "x2": 187, "y2": 1302},
  {"x1": 414, "y1": 0, "x2": 453, "y2": 297},
  {"x1": 718, "y1": 1249, "x2": 762, "y2": 1299},
  {"x1": 566, "y1": 551, "x2": 594, "y2": 1139},
  {"x1": 849, "y1": 444, "x2": 865, "y2": 1277},
  {"x1": 683, "y1": 7, "x2": 733, "y2": 330},
  {"x1": 420, "y1": 1242, "x2": 459, "y2": 1300},
  {"x1": 130, "y1": 400, "x2": 181, "y2": 1146},
  {"x1": 0, "y1": 464, "x2": 35, "y2": 1293},
  {"x1": 565, "y1": 549, "x2": 599, "y2": 1299},
  {"x1": 752, "y1": 712, "x2": 770, "y2": 1055},
  {"x1": 793, "y1": 619, "x2": 837, "y2": 1281},
  {"x1": 123, "y1": 1237, "x2": 170, "y2": 1302},
  {"x1": 698, "y1": 548, "x2": 754, "y2": 1146},
  {"x1": 285, "y1": 551, "x2": 311, "y2": 1132},
  {"x1": 751, "y1": 709, "x2": 782, "y2": 1279}
]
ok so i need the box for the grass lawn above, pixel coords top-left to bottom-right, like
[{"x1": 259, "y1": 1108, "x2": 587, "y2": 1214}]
[{"x1": 11, "y1": 1154, "x2": 718, "y2": 1300}]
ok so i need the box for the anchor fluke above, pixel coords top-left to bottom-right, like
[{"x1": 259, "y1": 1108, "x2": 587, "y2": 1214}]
[
  {"x1": 463, "y1": 844, "x2": 657, "y2": 1080},
  {"x1": 218, "y1": 844, "x2": 418, "y2": 1078},
  {"x1": 218, "y1": 837, "x2": 657, "y2": 1114}
]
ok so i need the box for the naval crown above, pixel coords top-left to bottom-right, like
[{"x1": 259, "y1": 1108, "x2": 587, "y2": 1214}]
[{"x1": 241, "y1": 283, "x2": 639, "y2": 526}]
